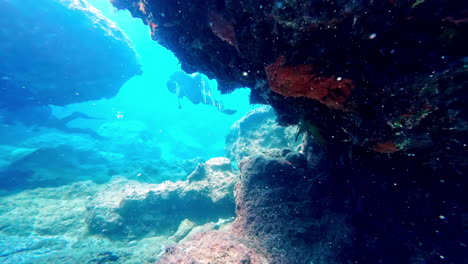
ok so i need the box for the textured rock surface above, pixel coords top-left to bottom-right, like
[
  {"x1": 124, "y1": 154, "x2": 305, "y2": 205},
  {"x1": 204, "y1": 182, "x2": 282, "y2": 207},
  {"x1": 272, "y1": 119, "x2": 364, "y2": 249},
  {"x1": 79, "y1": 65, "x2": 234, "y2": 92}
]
[
  {"x1": 157, "y1": 231, "x2": 268, "y2": 264},
  {"x1": 233, "y1": 149, "x2": 467, "y2": 263},
  {"x1": 226, "y1": 106, "x2": 301, "y2": 163},
  {"x1": 0, "y1": 181, "x2": 151, "y2": 264},
  {"x1": 169, "y1": 219, "x2": 195, "y2": 243},
  {"x1": 156, "y1": 151, "x2": 340, "y2": 264},
  {"x1": 0, "y1": 177, "x2": 233, "y2": 263},
  {"x1": 232, "y1": 155, "x2": 351, "y2": 264},
  {"x1": 86, "y1": 157, "x2": 238, "y2": 238},
  {"x1": 0, "y1": 0, "x2": 141, "y2": 109},
  {"x1": 157, "y1": 143, "x2": 466, "y2": 263},
  {"x1": 0, "y1": 181, "x2": 97, "y2": 238}
]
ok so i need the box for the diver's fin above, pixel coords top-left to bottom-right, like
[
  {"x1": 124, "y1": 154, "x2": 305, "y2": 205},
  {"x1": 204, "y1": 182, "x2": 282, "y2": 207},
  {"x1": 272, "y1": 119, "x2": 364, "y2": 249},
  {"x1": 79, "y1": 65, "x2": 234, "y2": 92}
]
[
  {"x1": 222, "y1": 109, "x2": 237, "y2": 115},
  {"x1": 61, "y1": 112, "x2": 103, "y2": 123}
]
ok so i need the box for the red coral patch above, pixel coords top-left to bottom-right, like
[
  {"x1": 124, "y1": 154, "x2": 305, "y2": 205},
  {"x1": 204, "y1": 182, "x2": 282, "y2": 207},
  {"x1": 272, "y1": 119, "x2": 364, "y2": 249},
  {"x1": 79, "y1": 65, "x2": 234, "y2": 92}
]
[
  {"x1": 265, "y1": 56, "x2": 354, "y2": 108},
  {"x1": 372, "y1": 141, "x2": 401, "y2": 153}
]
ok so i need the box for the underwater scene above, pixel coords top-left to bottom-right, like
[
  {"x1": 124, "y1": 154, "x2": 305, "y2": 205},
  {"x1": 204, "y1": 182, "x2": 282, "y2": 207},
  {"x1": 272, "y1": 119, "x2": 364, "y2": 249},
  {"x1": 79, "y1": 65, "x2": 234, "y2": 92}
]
[{"x1": 0, "y1": 0, "x2": 466, "y2": 263}]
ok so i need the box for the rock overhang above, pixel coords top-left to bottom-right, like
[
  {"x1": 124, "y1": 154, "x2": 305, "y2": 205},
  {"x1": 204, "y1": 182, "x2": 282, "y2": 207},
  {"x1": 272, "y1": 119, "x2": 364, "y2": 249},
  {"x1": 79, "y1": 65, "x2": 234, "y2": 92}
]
[{"x1": 109, "y1": 0, "x2": 467, "y2": 160}]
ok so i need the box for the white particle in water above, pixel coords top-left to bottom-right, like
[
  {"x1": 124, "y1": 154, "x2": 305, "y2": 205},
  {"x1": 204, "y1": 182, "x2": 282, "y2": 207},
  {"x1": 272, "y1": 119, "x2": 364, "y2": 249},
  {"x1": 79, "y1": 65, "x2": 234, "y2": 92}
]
[
  {"x1": 439, "y1": 215, "x2": 446, "y2": 220},
  {"x1": 275, "y1": 1, "x2": 284, "y2": 9},
  {"x1": 369, "y1": 33, "x2": 377, "y2": 39},
  {"x1": 243, "y1": 72, "x2": 248, "y2": 76},
  {"x1": 337, "y1": 77, "x2": 342, "y2": 81}
]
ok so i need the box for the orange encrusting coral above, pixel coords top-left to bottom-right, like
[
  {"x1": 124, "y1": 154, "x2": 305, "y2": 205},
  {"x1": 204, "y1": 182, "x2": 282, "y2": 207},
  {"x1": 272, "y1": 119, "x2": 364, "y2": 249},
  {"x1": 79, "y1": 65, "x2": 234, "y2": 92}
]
[
  {"x1": 265, "y1": 56, "x2": 354, "y2": 108},
  {"x1": 372, "y1": 141, "x2": 401, "y2": 153}
]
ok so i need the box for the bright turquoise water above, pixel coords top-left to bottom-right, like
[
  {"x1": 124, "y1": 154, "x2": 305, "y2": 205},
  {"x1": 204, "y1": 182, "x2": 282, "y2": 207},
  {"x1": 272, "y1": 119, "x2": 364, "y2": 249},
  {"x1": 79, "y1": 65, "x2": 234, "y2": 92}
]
[
  {"x1": 0, "y1": 0, "x2": 257, "y2": 161},
  {"x1": 69, "y1": 0, "x2": 257, "y2": 160},
  {"x1": 0, "y1": 1, "x2": 258, "y2": 263}
]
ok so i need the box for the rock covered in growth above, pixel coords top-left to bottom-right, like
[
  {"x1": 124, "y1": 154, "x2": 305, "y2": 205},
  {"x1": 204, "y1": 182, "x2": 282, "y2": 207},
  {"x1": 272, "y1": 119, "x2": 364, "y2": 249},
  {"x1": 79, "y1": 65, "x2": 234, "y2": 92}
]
[
  {"x1": 156, "y1": 151, "x2": 343, "y2": 264},
  {"x1": 234, "y1": 149, "x2": 468, "y2": 263},
  {"x1": 225, "y1": 106, "x2": 301, "y2": 163},
  {"x1": 0, "y1": 181, "x2": 176, "y2": 264},
  {"x1": 232, "y1": 155, "x2": 352, "y2": 264},
  {"x1": 0, "y1": 0, "x2": 141, "y2": 109},
  {"x1": 156, "y1": 149, "x2": 467, "y2": 263},
  {"x1": 157, "y1": 231, "x2": 268, "y2": 264},
  {"x1": 85, "y1": 158, "x2": 238, "y2": 238},
  {"x1": 265, "y1": 56, "x2": 355, "y2": 108}
]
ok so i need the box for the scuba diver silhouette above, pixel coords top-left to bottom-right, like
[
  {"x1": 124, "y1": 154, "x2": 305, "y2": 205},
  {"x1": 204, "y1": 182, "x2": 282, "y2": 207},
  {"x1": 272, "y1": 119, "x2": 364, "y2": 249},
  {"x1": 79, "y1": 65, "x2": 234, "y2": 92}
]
[
  {"x1": 1, "y1": 105, "x2": 104, "y2": 139},
  {"x1": 166, "y1": 71, "x2": 237, "y2": 115}
]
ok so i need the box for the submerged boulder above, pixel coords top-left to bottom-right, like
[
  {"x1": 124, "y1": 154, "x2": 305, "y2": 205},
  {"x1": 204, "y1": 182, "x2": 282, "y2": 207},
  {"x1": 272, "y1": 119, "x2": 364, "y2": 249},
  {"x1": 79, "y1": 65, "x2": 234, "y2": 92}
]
[
  {"x1": 0, "y1": 0, "x2": 141, "y2": 109},
  {"x1": 0, "y1": 145, "x2": 110, "y2": 190},
  {"x1": 231, "y1": 155, "x2": 352, "y2": 264},
  {"x1": 85, "y1": 157, "x2": 238, "y2": 238},
  {"x1": 0, "y1": 181, "x2": 177, "y2": 264},
  {"x1": 226, "y1": 106, "x2": 301, "y2": 164},
  {"x1": 156, "y1": 152, "x2": 348, "y2": 264}
]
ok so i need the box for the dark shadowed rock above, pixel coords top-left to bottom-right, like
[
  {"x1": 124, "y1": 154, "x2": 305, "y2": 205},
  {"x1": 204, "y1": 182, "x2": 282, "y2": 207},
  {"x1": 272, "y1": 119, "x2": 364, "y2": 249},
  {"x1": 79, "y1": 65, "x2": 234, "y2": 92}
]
[
  {"x1": 0, "y1": 0, "x2": 141, "y2": 109},
  {"x1": 232, "y1": 155, "x2": 351, "y2": 264}
]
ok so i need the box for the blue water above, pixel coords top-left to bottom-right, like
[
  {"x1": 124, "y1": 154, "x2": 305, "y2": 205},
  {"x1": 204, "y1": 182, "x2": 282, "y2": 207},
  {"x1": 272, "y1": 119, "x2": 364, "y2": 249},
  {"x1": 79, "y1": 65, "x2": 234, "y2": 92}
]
[
  {"x1": 0, "y1": 2, "x2": 258, "y2": 262},
  {"x1": 65, "y1": 0, "x2": 257, "y2": 160},
  {"x1": 0, "y1": 0, "x2": 257, "y2": 161}
]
